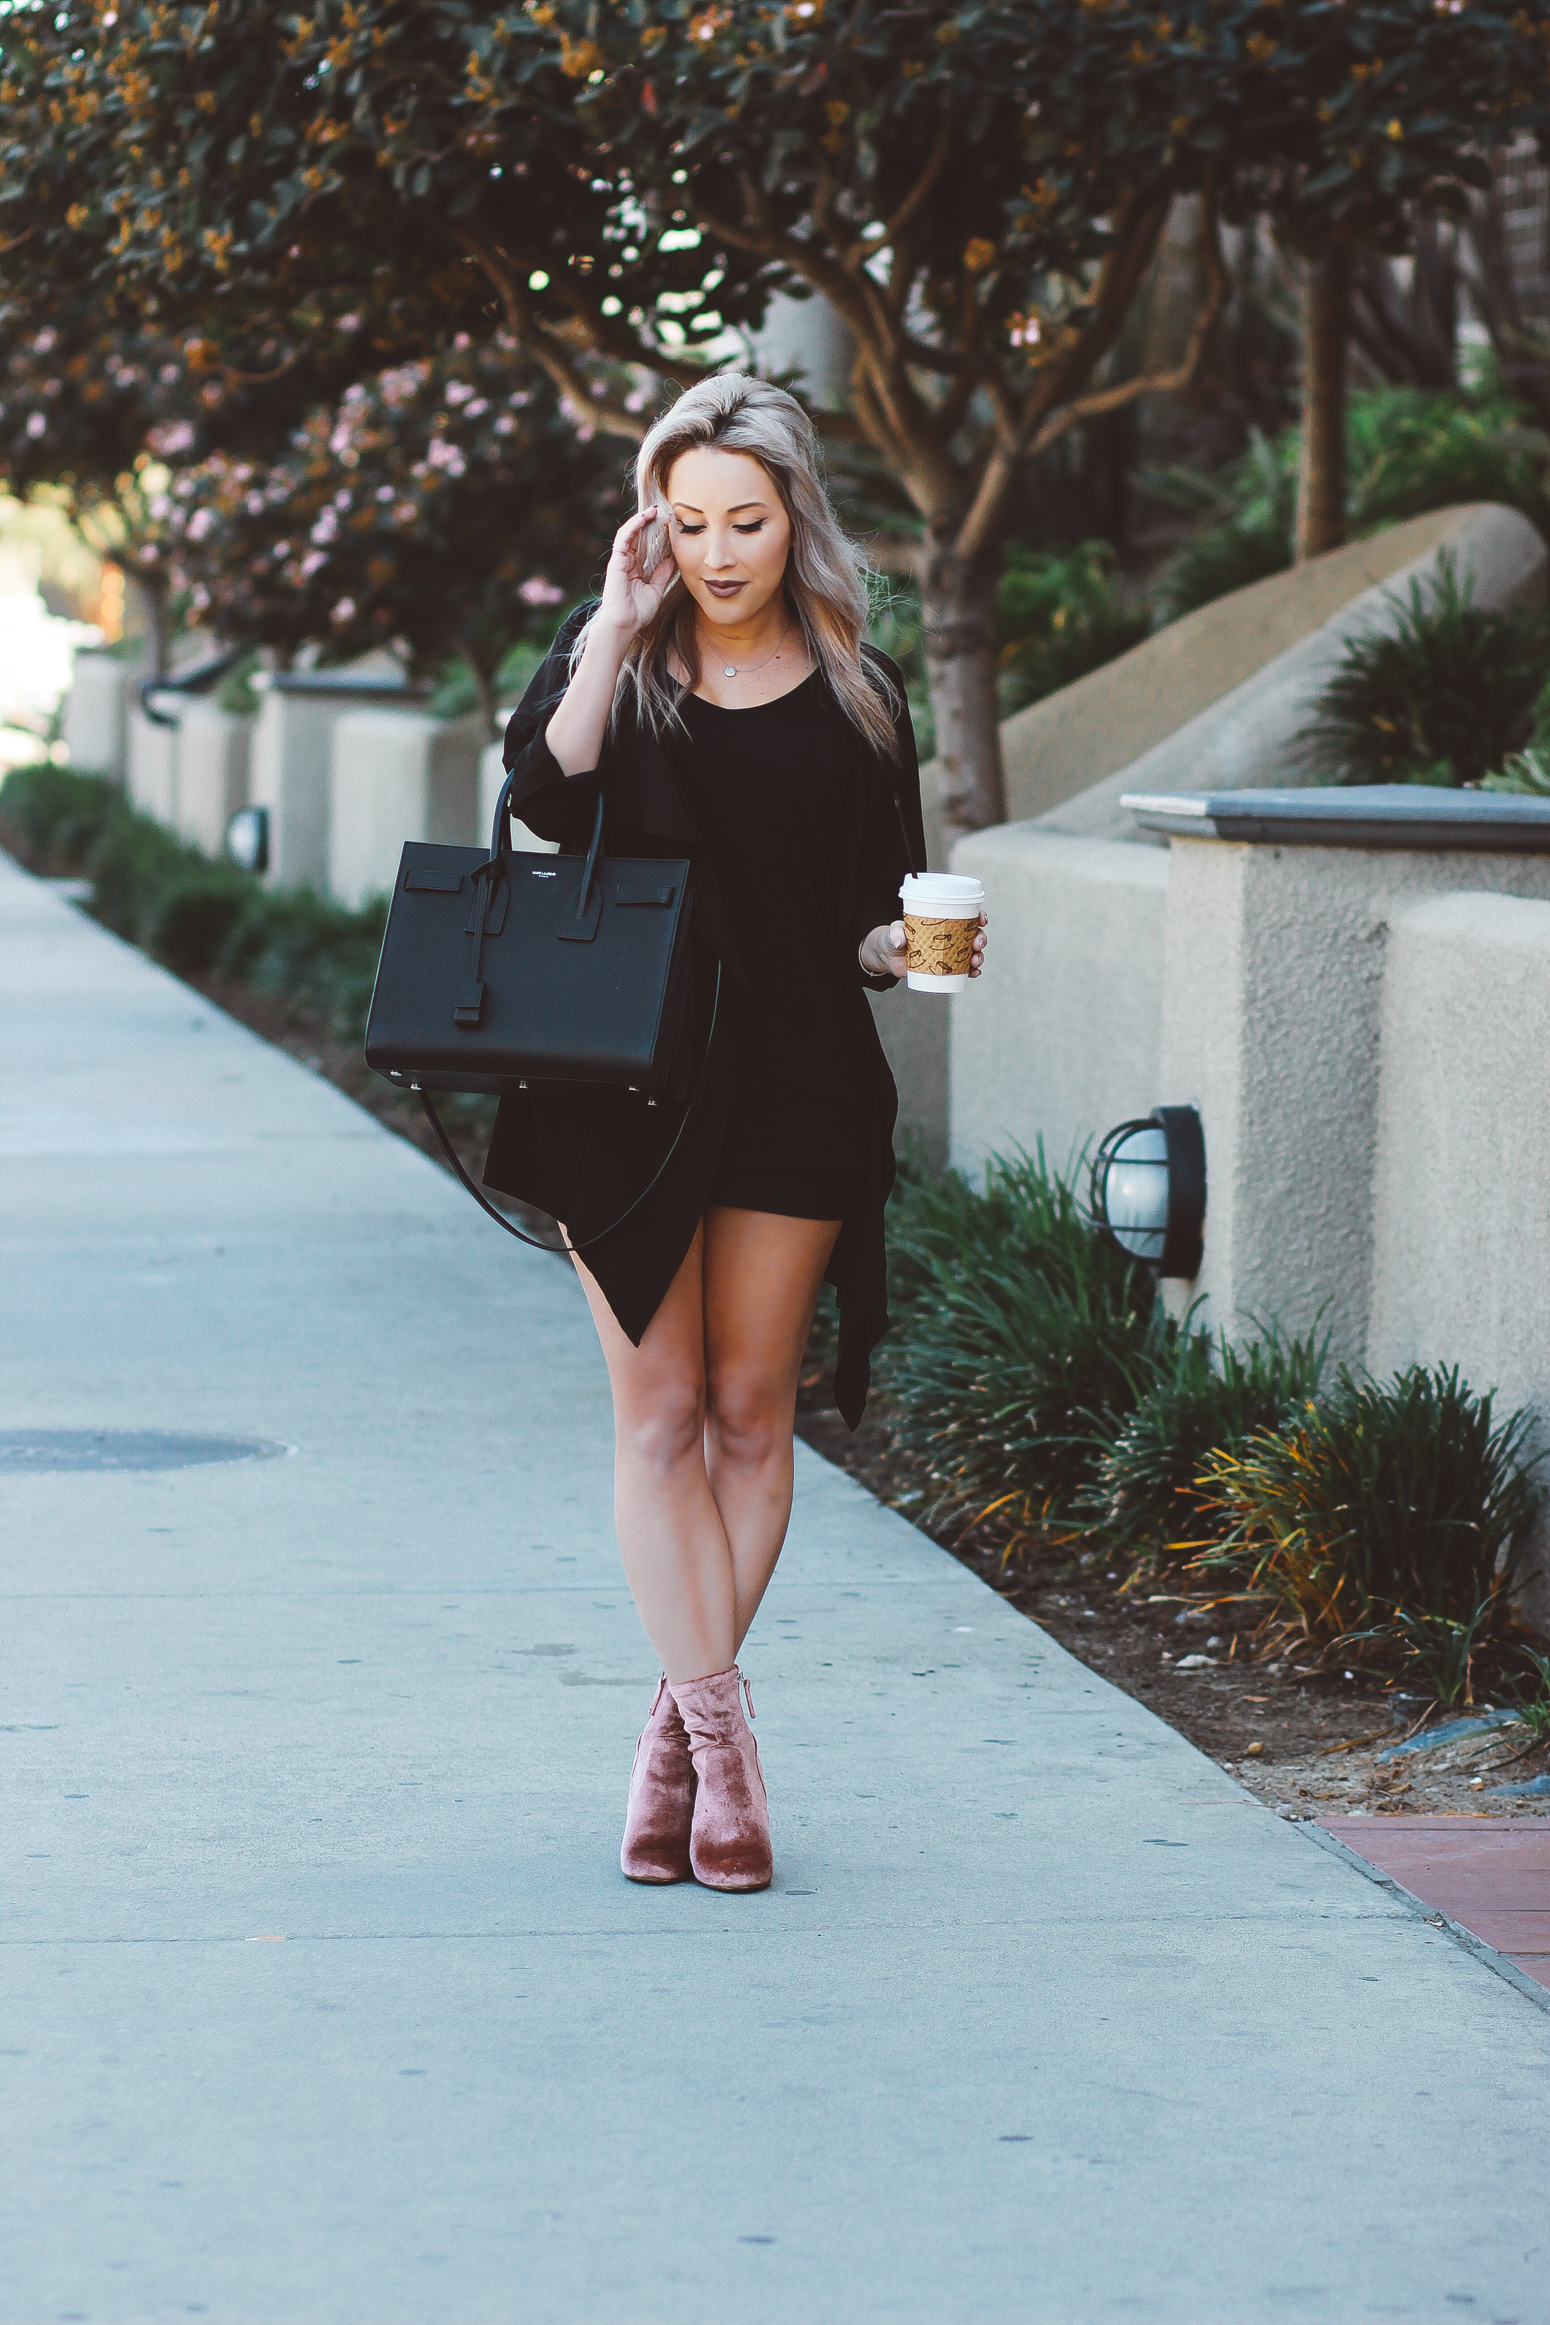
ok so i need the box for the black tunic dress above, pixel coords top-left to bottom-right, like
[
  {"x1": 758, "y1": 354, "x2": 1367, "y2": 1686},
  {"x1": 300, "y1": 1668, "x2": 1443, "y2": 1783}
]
[{"x1": 482, "y1": 606, "x2": 926, "y2": 1427}]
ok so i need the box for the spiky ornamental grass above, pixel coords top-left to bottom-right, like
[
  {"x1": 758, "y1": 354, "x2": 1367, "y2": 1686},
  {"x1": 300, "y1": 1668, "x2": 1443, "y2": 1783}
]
[
  {"x1": 1088, "y1": 1322, "x2": 1329, "y2": 1574},
  {"x1": 878, "y1": 1149, "x2": 1168, "y2": 1557},
  {"x1": 1301, "y1": 551, "x2": 1550, "y2": 789},
  {"x1": 1190, "y1": 1364, "x2": 1543, "y2": 1705}
]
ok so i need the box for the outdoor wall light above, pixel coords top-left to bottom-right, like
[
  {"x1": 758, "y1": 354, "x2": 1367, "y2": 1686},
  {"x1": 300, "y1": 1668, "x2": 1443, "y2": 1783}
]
[
  {"x1": 226, "y1": 805, "x2": 269, "y2": 876},
  {"x1": 1089, "y1": 1105, "x2": 1206, "y2": 1280}
]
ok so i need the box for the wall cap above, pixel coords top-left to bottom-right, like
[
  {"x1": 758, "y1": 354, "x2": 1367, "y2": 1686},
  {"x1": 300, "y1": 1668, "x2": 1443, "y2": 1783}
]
[{"x1": 1125, "y1": 783, "x2": 1550, "y2": 852}]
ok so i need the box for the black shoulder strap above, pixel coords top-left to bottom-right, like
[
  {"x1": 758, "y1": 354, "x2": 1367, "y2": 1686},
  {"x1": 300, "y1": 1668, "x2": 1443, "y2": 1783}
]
[{"x1": 416, "y1": 962, "x2": 722, "y2": 1256}]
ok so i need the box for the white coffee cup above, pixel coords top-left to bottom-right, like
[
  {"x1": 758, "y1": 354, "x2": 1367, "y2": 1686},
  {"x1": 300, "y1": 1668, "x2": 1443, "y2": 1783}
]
[{"x1": 898, "y1": 872, "x2": 985, "y2": 993}]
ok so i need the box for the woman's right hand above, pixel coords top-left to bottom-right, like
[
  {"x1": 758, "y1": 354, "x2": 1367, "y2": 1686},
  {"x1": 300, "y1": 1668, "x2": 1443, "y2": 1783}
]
[{"x1": 597, "y1": 504, "x2": 679, "y2": 640}]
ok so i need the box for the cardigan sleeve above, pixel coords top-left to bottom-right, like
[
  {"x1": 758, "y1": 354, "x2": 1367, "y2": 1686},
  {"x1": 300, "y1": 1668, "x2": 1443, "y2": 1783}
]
[
  {"x1": 853, "y1": 650, "x2": 927, "y2": 992},
  {"x1": 499, "y1": 601, "x2": 603, "y2": 853}
]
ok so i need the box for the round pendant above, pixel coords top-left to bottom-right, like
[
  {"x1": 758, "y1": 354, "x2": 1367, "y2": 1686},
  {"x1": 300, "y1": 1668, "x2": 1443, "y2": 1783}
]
[{"x1": 722, "y1": 665, "x2": 737, "y2": 677}]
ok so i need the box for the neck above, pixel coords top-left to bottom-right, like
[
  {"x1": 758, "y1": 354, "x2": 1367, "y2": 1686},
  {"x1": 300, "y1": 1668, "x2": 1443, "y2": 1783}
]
[{"x1": 695, "y1": 595, "x2": 787, "y2": 665}]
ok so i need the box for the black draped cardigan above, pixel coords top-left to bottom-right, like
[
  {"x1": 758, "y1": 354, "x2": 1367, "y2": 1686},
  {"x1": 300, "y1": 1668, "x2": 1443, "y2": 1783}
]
[{"x1": 482, "y1": 606, "x2": 927, "y2": 1427}]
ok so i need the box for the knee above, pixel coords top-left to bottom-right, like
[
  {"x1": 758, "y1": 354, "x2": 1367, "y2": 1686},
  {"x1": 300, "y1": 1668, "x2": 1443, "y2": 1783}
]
[
  {"x1": 707, "y1": 1369, "x2": 787, "y2": 1473},
  {"x1": 621, "y1": 1374, "x2": 706, "y2": 1482}
]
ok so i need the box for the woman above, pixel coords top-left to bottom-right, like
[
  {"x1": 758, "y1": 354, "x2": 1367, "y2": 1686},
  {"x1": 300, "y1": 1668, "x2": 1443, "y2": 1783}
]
[{"x1": 486, "y1": 375, "x2": 988, "y2": 1893}]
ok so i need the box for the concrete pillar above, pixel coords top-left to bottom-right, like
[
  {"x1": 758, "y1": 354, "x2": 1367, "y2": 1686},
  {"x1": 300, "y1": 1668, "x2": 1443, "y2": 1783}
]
[
  {"x1": 1158, "y1": 838, "x2": 1550, "y2": 1360},
  {"x1": 948, "y1": 825, "x2": 1169, "y2": 1181},
  {"x1": 1367, "y1": 889, "x2": 1550, "y2": 1629},
  {"x1": 249, "y1": 675, "x2": 414, "y2": 893},
  {"x1": 175, "y1": 703, "x2": 253, "y2": 859},
  {"x1": 125, "y1": 705, "x2": 179, "y2": 828},
  {"x1": 64, "y1": 651, "x2": 143, "y2": 783},
  {"x1": 328, "y1": 709, "x2": 484, "y2": 911}
]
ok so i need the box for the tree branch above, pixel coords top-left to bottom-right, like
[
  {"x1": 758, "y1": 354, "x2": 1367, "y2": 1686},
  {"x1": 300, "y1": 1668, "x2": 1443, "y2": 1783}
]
[
  {"x1": 953, "y1": 184, "x2": 1221, "y2": 566},
  {"x1": 456, "y1": 227, "x2": 641, "y2": 440},
  {"x1": 1024, "y1": 188, "x2": 1227, "y2": 462}
]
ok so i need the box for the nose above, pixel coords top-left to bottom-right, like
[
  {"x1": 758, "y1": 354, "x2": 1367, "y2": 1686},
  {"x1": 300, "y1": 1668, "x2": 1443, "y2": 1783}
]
[{"x1": 704, "y1": 525, "x2": 738, "y2": 571}]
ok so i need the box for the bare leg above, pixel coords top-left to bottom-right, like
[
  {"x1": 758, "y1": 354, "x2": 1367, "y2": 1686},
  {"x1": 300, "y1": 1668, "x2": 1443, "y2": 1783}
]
[
  {"x1": 702, "y1": 1208, "x2": 842, "y2": 1651},
  {"x1": 568, "y1": 1223, "x2": 737, "y2": 1686}
]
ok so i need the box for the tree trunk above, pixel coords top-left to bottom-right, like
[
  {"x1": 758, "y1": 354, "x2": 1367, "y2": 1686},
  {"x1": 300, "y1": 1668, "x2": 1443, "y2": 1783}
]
[
  {"x1": 920, "y1": 549, "x2": 1006, "y2": 852},
  {"x1": 1295, "y1": 244, "x2": 1352, "y2": 562},
  {"x1": 467, "y1": 654, "x2": 499, "y2": 746},
  {"x1": 126, "y1": 571, "x2": 170, "y2": 677}
]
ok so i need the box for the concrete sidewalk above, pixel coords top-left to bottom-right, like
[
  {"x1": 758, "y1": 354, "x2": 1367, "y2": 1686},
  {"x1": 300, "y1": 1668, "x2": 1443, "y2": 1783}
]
[{"x1": 3, "y1": 851, "x2": 1547, "y2": 2325}]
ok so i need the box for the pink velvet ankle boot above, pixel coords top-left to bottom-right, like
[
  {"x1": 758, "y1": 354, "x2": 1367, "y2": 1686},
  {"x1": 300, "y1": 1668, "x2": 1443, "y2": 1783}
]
[
  {"x1": 670, "y1": 1666, "x2": 772, "y2": 1893},
  {"x1": 620, "y1": 1675, "x2": 696, "y2": 1884}
]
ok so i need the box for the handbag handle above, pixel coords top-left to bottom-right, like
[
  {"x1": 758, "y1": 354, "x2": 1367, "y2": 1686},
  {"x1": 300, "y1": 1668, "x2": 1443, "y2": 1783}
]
[
  {"x1": 413, "y1": 960, "x2": 721, "y2": 1256},
  {"x1": 490, "y1": 761, "x2": 604, "y2": 878}
]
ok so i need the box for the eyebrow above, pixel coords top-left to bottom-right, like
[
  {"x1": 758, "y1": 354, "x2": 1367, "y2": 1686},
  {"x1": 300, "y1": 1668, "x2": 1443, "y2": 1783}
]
[{"x1": 669, "y1": 499, "x2": 770, "y2": 514}]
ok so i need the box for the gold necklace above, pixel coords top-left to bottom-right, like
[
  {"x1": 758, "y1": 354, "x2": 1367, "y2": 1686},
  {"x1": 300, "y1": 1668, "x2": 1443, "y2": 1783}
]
[{"x1": 711, "y1": 620, "x2": 790, "y2": 680}]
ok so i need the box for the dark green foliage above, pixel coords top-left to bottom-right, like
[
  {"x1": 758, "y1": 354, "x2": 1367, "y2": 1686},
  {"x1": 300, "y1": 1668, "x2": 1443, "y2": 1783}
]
[
  {"x1": 1156, "y1": 519, "x2": 1293, "y2": 624},
  {"x1": 1089, "y1": 1322, "x2": 1328, "y2": 1570},
  {"x1": 1151, "y1": 431, "x2": 1296, "y2": 621},
  {"x1": 0, "y1": 762, "x2": 386, "y2": 1039},
  {"x1": 878, "y1": 1149, "x2": 1168, "y2": 1552},
  {"x1": 1151, "y1": 387, "x2": 1550, "y2": 624},
  {"x1": 1514, "y1": 1648, "x2": 1550, "y2": 1742},
  {"x1": 995, "y1": 543, "x2": 1153, "y2": 712},
  {"x1": 1350, "y1": 385, "x2": 1550, "y2": 543},
  {"x1": 1194, "y1": 1364, "x2": 1542, "y2": 1700},
  {"x1": 1300, "y1": 551, "x2": 1550, "y2": 787},
  {"x1": 0, "y1": 761, "x2": 119, "y2": 874}
]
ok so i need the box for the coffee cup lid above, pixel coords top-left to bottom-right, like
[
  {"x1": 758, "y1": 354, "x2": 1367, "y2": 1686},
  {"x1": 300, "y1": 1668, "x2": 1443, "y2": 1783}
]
[{"x1": 900, "y1": 872, "x2": 984, "y2": 904}]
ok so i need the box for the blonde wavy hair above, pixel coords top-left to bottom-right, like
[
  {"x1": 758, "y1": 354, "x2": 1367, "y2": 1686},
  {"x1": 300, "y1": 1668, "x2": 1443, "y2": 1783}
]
[{"x1": 574, "y1": 372, "x2": 901, "y2": 759}]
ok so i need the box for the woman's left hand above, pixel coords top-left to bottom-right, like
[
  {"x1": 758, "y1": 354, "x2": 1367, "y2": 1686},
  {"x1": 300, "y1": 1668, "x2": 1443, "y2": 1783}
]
[{"x1": 859, "y1": 911, "x2": 989, "y2": 979}]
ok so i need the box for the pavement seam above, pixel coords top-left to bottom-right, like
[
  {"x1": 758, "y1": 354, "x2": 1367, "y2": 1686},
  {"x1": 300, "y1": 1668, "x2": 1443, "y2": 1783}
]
[{"x1": 1301, "y1": 1820, "x2": 1550, "y2": 2018}]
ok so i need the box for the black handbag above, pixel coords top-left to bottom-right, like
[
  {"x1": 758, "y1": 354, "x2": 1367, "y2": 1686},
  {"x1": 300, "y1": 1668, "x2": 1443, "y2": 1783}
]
[{"x1": 364, "y1": 774, "x2": 717, "y2": 1251}]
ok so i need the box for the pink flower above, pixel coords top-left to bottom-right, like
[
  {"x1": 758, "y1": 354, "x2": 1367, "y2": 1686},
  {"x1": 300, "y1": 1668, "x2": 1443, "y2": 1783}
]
[
  {"x1": 520, "y1": 576, "x2": 565, "y2": 606},
  {"x1": 331, "y1": 596, "x2": 356, "y2": 624}
]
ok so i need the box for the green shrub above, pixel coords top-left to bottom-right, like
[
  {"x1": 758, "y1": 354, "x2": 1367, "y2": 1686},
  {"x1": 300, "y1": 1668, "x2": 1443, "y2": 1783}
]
[
  {"x1": 1151, "y1": 432, "x2": 1296, "y2": 621},
  {"x1": 0, "y1": 761, "x2": 386, "y2": 1038},
  {"x1": 1350, "y1": 385, "x2": 1550, "y2": 544},
  {"x1": 0, "y1": 762, "x2": 120, "y2": 872},
  {"x1": 879, "y1": 1147, "x2": 1168, "y2": 1553},
  {"x1": 218, "y1": 884, "x2": 388, "y2": 1037},
  {"x1": 995, "y1": 542, "x2": 1152, "y2": 712},
  {"x1": 1150, "y1": 387, "x2": 1550, "y2": 626},
  {"x1": 1192, "y1": 1364, "x2": 1541, "y2": 1701},
  {"x1": 1300, "y1": 551, "x2": 1550, "y2": 788},
  {"x1": 1481, "y1": 740, "x2": 1550, "y2": 796},
  {"x1": 1156, "y1": 519, "x2": 1292, "y2": 624},
  {"x1": 215, "y1": 653, "x2": 262, "y2": 717},
  {"x1": 1514, "y1": 1647, "x2": 1550, "y2": 1742},
  {"x1": 147, "y1": 877, "x2": 252, "y2": 977},
  {"x1": 1089, "y1": 1321, "x2": 1328, "y2": 1570}
]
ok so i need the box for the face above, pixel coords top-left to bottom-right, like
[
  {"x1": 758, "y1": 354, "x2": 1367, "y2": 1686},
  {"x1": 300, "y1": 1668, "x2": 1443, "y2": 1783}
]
[{"x1": 660, "y1": 445, "x2": 792, "y2": 628}]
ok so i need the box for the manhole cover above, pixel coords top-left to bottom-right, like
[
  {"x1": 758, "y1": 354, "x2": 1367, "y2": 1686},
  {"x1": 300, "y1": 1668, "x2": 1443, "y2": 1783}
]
[{"x1": 0, "y1": 1431, "x2": 288, "y2": 1474}]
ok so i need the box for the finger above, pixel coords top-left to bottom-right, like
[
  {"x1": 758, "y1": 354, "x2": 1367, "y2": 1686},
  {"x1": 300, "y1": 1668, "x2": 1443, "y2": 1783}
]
[{"x1": 618, "y1": 504, "x2": 658, "y2": 540}]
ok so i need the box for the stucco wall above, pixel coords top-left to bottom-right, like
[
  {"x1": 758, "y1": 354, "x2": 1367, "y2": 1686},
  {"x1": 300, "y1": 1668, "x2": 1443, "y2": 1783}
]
[
  {"x1": 1035, "y1": 505, "x2": 1547, "y2": 845},
  {"x1": 175, "y1": 702, "x2": 252, "y2": 858},
  {"x1": 948, "y1": 829, "x2": 1169, "y2": 1180},
  {"x1": 328, "y1": 709, "x2": 483, "y2": 911},
  {"x1": 1367, "y1": 890, "x2": 1550, "y2": 1628},
  {"x1": 999, "y1": 504, "x2": 1527, "y2": 829},
  {"x1": 125, "y1": 705, "x2": 178, "y2": 828},
  {"x1": 63, "y1": 650, "x2": 141, "y2": 783},
  {"x1": 1159, "y1": 841, "x2": 1550, "y2": 1367}
]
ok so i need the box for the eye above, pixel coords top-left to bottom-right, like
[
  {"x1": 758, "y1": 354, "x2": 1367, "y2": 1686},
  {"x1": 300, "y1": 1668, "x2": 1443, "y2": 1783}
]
[
  {"x1": 733, "y1": 520, "x2": 766, "y2": 534},
  {"x1": 674, "y1": 519, "x2": 705, "y2": 536}
]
